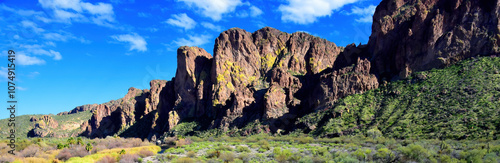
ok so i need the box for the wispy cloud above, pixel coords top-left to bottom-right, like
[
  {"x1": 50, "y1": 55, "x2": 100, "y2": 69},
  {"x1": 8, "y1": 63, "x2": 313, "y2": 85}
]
[
  {"x1": 165, "y1": 13, "x2": 196, "y2": 30},
  {"x1": 349, "y1": 5, "x2": 376, "y2": 23},
  {"x1": 0, "y1": 67, "x2": 8, "y2": 79},
  {"x1": 279, "y1": 0, "x2": 360, "y2": 24},
  {"x1": 20, "y1": 44, "x2": 63, "y2": 60},
  {"x1": 201, "y1": 22, "x2": 223, "y2": 32},
  {"x1": 111, "y1": 33, "x2": 147, "y2": 52},
  {"x1": 249, "y1": 6, "x2": 263, "y2": 17},
  {"x1": 173, "y1": 34, "x2": 211, "y2": 47},
  {"x1": 38, "y1": 0, "x2": 115, "y2": 27},
  {"x1": 17, "y1": 54, "x2": 46, "y2": 65},
  {"x1": 176, "y1": 0, "x2": 242, "y2": 21},
  {"x1": 236, "y1": 5, "x2": 263, "y2": 18},
  {"x1": 43, "y1": 31, "x2": 90, "y2": 43},
  {"x1": 137, "y1": 12, "x2": 151, "y2": 18},
  {"x1": 20, "y1": 20, "x2": 45, "y2": 33}
]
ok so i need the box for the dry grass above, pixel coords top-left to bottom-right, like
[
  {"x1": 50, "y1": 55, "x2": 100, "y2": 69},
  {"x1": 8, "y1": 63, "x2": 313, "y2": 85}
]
[
  {"x1": 175, "y1": 157, "x2": 194, "y2": 163},
  {"x1": 119, "y1": 153, "x2": 139, "y2": 163},
  {"x1": 19, "y1": 157, "x2": 50, "y2": 163},
  {"x1": 176, "y1": 138, "x2": 193, "y2": 147},
  {"x1": 56, "y1": 149, "x2": 73, "y2": 161},
  {"x1": 138, "y1": 148, "x2": 155, "y2": 157},
  {"x1": 0, "y1": 154, "x2": 15, "y2": 163},
  {"x1": 19, "y1": 144, "x2": 40, "y2": 157},
  {"x1": 96, "y1": 155, "x2": 116, "y2": 163}
]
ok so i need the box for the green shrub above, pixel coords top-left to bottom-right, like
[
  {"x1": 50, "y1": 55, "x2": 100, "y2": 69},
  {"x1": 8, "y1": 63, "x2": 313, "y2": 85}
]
[
  {"x1": 273, "y1": 147, "x2": 293, "y2": 163},
  {"x1": 175, "y1": 157, "x2": 194, "y2": 163},
  {"x1": 220, "y1": 151, "x2": 235, "y2": 162},
  {"x1": 367, "y1": 128, "x2": 383, "y2": 139},
  {"x1": 484, "y1": 152, "x2": 498, "y2": 163},
  {"x1": 236, "y1": 146, "x2": 250, "y2": 153},
  {"x1": 399, "y1": 144, "x2": 429, "y2": 162},
  {"x1": 352, "y1": 148, "x2": 371, "y2": 161},
  {"x1": 206, "y1": 150, "x2": 220, "y2": 158},
  {"x1": 333, "y1": 152, "x2": 359, "y2": 163},
  {"x1": 375, "y1": 144, "x2": 385, "y2": 150},
  {"x1": 297, "y1": 137, "x2": 314, "y2": 144},
  {"x1": 439, "y1": 141, "x2": 452, "y2": 154},
  {"x1": 439, "y1": 155, "x2": 459, "y2": 163},
  {"x1": 186, "y1": 151, "x2": 196, "y2": 158},
  {"x1": 460, "y1": 149, "x2": 487, "y2": 163},
  {"x1": 217, "y1": 144, "x2": 233, "y2": 151},
  {"x1": 374, "y1": 148, "x2": 395, "y2": 162},
  {"x1": 172, "y1": 122, "x2": 198, "y2": 136},
  {"x1": 238, "y1": 152, "x2": 252, "y2": 162}
]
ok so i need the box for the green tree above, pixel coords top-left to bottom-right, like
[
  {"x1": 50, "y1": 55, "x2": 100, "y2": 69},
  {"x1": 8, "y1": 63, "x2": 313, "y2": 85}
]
[
  {"x1": 77, "y1": 137, "x2": 83, "y2": 145},
  {"x1": 67, "y1": 137, "x2": 75, "y2": 146},
  {"x1": 85, "y1": 143, "x2": 93, "y2": 154},
  {"x1": 57, "y1": 143, "x2": 65, "y2": 149}
]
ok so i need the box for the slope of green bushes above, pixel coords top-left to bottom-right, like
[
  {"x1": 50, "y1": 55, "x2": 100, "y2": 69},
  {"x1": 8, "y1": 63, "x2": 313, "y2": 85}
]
[{"x1": 299, "y1": 56, "x2": 500, "y2": 140}]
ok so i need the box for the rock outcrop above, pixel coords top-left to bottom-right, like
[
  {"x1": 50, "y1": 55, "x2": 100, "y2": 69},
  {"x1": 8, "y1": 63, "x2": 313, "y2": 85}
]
[
  {"x1": 28, "y1": 115, "x2": 59, "y2": 137},
  {"x1": 174, "y1": 46, "x2": 213, "y2": 119},
  {"x1": 369, "y1": 0, "x2": 500, "y2": 79},
  {"x1": 312, "y1": 58, "x2": 379, "y2": 108},
  {"x1": 57, "y1": 104, "x2": 99, "y2": 115}
]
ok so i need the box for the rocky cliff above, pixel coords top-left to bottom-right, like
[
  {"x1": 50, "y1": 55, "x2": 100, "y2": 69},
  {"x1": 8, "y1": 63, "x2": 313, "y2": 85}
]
[
  {"x1": 30, "y1": 0, "x2": 498, "y2": 139},
  {"x1": 369, "y1": 0, "x2": 500, "y2": 79}
]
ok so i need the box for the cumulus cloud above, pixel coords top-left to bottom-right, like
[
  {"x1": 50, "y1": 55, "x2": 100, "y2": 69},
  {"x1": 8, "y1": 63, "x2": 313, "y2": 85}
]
[
  {"x1": 279, "y1": 0, "x2": 360, "y2": 24},
  {"x1": 349, "y1": 5, "x2": 376, "y2": 23},
  {"x1": 176, "y1": 0, "x2": 242, "y2": 21},
  {"x1": 111, "y1": 33, "x2": 147, "y2": 52},
  {"x1": 201, "y1": 22, "x2": 223, "y2": 32},
  {"x1": 173, "y1": 34, "x2": 211, "y2": 47},
  {"x1": 17, "y1": 54, "x2": 46, "y2": 65},
  {"x1": 165, "y1": 13, "x2": 196, "y2": 30},
  {"x1": 38, "y1": 0, "x2": 115, "y2": 26}
]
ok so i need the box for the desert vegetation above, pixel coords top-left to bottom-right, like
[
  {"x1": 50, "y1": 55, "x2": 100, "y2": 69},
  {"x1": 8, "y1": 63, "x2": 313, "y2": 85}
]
[
  {"x1": 0, "y1": 136, "x2": 158, "y2": 163},
  {"x1": 1, "y1": 57, "x2": 499, "y2": 162}
]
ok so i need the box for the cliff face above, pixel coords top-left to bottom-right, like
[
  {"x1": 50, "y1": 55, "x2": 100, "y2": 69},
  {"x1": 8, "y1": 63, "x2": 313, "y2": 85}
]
[
  {"x1": 33, "y1": 0, "x2": 499, "y2": 139},
  {"x1": 369, "y1": 0, "x2": 500, "y2": 79}
]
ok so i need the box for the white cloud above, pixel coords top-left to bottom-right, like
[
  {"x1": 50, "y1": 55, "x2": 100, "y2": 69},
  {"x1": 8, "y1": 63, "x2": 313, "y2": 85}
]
[
  {"x1": 176, "y1": 0, "x2": 242, "y2": 21},
  {"x1": 20, "y1": 44, "x2": 63, "y2": 60},
  {"x1": 0, "y1": 67, "x2": 8, "y2": 79},
  {"x1": 236, "y1": 5, "x2": 262, "y2": 18},
  {"x1": 350, "y1": 5, "x2": 376, "y2": 23},
  {"x1": 165, "y1": 13, "x2": 196, "y2": 30},
  {"x1": 173, "y1": 34, "x2": 211, "y2": 47},
  {"x1": 43, "y1": 33, "x2": 68, "y2": 41},
  {"x1": 201, "y1": 22, "x2": 223, "y2": 32},
  {"x1": 20, "y1": 20, "x2": 45, "y2": 33},
  {"x1": 249, "y1": 6, "x2": 263, "y2": 17},
  {"x1": 111, "y1": 33, "x2": 147, "y2": 52},
  {"x1": 17, "y1": 87, "x2": 28, "y2": 91},
  {"x1": 137, "y1": 12, "x2": 151, "y2": 18},
  {"x1": 279, "y1": 0, "x2": 360, "y2": 24},
  {"x1": 42, "y1": 31, "x2": 89, "y2": 43},
  {"x1": 17, "y1": 54, "x2": 46, "y2": 65},
  {"x1": 38, "y1": 0, "x2": 115, "y2": 26}
]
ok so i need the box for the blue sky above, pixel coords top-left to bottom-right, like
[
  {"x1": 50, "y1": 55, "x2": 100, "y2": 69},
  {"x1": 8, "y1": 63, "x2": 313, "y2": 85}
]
[{"x1": 0, "y1": 0, "x2": 380, "y2": 119}]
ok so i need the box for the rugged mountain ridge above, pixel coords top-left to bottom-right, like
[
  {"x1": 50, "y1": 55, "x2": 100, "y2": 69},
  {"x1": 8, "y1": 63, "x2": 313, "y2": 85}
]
[{"x1": 24, "y1": 0, "x2": 499, "y2": 139}]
